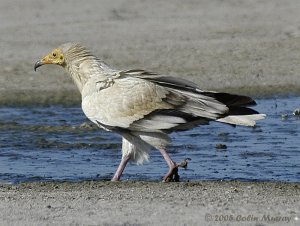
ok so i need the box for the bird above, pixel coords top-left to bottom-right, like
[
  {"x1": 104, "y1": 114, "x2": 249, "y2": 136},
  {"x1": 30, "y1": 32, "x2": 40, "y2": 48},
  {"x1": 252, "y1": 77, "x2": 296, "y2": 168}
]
[{"x1": 34, "y1": 43, "x2": 265, "y2": 182}]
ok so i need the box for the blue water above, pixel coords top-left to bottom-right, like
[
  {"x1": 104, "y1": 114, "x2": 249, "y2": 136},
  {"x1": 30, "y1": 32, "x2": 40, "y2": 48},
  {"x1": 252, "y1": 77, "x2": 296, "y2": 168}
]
[{"x1": 0, "y1": 96, "x2": 299, "y2": 183}]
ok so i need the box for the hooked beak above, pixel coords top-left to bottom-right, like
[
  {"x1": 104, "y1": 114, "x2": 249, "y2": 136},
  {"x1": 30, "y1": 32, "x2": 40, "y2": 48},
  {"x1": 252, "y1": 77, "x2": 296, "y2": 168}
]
[
  {"x1": 34, "y1": 55, "x2": 53, "y2": 71},
  {"x1": 34, "y1": 60, "x2": 44, "y2": 71}
]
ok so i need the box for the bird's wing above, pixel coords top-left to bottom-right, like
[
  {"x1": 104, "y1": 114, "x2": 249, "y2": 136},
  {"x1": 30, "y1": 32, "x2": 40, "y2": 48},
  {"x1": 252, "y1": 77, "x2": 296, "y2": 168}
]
[
  {"x1": 125, "y1": 69, "x2": 256, "y2": 106},
  {"x1": 81, "y1": 72, "x2": 174, "y2": 129},
  {"x1": 121, "y1": 70, "x2": 264, "y2": 128},
  {"x1": 121, "y1": 69, "x2": 231, "y2": 118},
  {"x1": 120, "y1": 69, "x2": 202, "y2": 92},
  {"x1": 81, "y1": 70, "x2": 228, "y2": 132},
  {"x1": 82, "y1": 69, "x2": 261, "y2": 132}
]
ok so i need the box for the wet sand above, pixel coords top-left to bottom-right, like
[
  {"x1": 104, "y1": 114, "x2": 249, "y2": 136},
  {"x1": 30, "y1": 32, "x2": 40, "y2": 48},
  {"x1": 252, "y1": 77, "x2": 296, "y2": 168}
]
[
  {"x1": 0, "y1": 181, "x2": 299, "y2": 226},
  {"x1": 1, "y1": 0, "x2": 300, "y2": 225}
]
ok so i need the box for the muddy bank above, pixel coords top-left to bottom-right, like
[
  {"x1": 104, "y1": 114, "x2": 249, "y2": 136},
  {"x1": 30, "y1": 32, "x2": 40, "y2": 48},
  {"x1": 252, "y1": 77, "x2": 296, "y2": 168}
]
[
  {"x1": 1, "y1": 85, "x2": 300, "y2": 106},
  {"x1": 0, "y1": 181, "x2": 299, "y2": 226},
  {"x1": 1, "y1": 0, "x2": 300, "y2": 105}
]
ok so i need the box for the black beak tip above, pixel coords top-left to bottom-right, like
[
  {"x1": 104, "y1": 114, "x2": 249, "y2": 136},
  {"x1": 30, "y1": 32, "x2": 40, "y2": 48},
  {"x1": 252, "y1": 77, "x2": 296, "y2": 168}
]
[{"x1": 34, "y1": 60, "x2": 43, "y2": 72}]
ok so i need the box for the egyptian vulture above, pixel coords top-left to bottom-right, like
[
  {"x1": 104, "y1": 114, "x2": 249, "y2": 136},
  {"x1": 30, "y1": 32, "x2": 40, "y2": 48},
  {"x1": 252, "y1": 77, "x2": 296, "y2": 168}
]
[{"x1": 35, "y1": 43, "x2": 265, "y2": 181}]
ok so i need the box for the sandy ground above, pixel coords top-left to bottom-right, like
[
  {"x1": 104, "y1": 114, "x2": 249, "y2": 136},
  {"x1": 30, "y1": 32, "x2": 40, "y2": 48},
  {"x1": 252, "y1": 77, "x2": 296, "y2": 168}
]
[
  {"x1": 0, "y1": 181, "x2": 299, "y2": 226},
  {"x1": 0, "y1": 0, "x2": 300, "y2": 225},
  {"x1": 1, "y1": 0, "x2": 300, "y2": 105}
]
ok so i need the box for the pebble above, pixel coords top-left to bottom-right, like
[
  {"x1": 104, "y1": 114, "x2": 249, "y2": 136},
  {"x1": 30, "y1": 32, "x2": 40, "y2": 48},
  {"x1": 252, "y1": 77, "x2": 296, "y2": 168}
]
[
  {"x1": 215, "y1": 144, "x2": 227, "y2": 150},
  {"x1": 293, "y1": 108, "x2": 300, "y2": 116},
  {"x1": 281, "y1": 114, "x2": 288, "y2": 120}
]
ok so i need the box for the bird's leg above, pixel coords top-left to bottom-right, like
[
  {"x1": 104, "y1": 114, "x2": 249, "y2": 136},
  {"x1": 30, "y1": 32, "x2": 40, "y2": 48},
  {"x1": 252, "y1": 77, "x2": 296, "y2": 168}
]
[
  {"x1": 111, "y1": 155, "x2": 130, "y2": 181},
  {"x1": 159, "y1": 148, "x2": 190, "y2": 182}
]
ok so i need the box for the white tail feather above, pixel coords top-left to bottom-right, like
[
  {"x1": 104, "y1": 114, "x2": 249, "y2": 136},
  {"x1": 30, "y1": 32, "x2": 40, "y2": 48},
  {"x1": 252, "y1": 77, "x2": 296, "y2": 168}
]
[{"x1": 216, "y1": 114, "x2": 266, "y2": 127}]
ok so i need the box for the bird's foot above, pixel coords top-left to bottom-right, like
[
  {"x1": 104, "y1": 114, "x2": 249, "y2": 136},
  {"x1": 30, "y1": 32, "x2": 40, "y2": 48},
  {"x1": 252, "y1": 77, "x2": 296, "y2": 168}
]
[
  {"x1": 162, "y1": 158, "x2": 191, "y2": 182},
  {"x1": 111, "y1": 176, "x2": 120, "y2": 182}
]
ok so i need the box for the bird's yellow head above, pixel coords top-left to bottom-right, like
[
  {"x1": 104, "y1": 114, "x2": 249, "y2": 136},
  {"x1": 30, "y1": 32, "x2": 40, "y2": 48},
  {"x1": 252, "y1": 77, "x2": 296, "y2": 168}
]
[{"x1": 34, "y1": 48, "x2": 65, "y2": 71}]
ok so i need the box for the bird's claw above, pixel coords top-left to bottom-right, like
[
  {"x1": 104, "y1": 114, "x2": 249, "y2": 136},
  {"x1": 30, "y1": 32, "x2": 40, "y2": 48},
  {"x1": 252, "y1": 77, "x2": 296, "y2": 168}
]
[
  {"x1": 163, "y1": 167, "x2": 180, "y2": 182},
  {"x1": 163, "y1": 158, "x2": 191, "y2": 182},
  {"x1": 178, "y1": 158, "x2": 191, "y2": 169}
]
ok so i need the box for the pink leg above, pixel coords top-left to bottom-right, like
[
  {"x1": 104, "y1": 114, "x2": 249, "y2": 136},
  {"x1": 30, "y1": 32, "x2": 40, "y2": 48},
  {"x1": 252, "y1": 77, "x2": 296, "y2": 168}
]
[
  {"x1": 111, "y1": 155, "x2": 131, "y2": 181},
  {"x1": 159, "y1": 148, "x2": 181, "y2": 182}
]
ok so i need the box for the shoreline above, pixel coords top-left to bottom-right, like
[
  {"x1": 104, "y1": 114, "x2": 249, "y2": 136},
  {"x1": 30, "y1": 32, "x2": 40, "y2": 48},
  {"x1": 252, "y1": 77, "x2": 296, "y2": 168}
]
[
  {"x1": 0, "y1": 180, "x2": 299, "y2": 225},
  {"x1": 1, "y1": 84, "x2": 300, "y2": 106}
]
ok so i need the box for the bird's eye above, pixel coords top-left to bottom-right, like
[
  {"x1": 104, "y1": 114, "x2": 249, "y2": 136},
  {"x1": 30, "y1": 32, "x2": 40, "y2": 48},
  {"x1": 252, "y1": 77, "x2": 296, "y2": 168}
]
[
  {"x1": 53, "y1": 53, "x2": 57, "y2": 57},
  {"x1": 60, "y1": 56, "x2": 63, "y2": 60}
]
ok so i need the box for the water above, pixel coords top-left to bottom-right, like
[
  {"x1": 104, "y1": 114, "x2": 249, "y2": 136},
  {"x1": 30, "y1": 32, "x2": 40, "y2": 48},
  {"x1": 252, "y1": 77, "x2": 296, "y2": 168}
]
[{"x1": 0, "y1": 96, "x2": 299, "y2": 183}]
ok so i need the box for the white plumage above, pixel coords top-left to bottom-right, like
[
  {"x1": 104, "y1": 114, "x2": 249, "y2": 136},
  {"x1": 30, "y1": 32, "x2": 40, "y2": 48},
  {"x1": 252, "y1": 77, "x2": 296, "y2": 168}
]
[{"x1": 35, "y1": 42, "x2": 265, "y2": 181}]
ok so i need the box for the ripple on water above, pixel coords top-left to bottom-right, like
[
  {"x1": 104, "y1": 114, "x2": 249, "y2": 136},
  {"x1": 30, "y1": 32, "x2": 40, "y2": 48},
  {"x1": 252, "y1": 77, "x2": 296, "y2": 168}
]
[{"x1": 0, "y1": 97, "x2": 299, "y2": 183}]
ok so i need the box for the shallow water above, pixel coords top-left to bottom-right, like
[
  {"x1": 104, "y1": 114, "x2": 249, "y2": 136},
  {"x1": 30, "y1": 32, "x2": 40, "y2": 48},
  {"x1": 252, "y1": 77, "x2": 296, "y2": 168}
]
[{"x1": 0, "y1": 96, "x2": 299, "y2": 183}]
